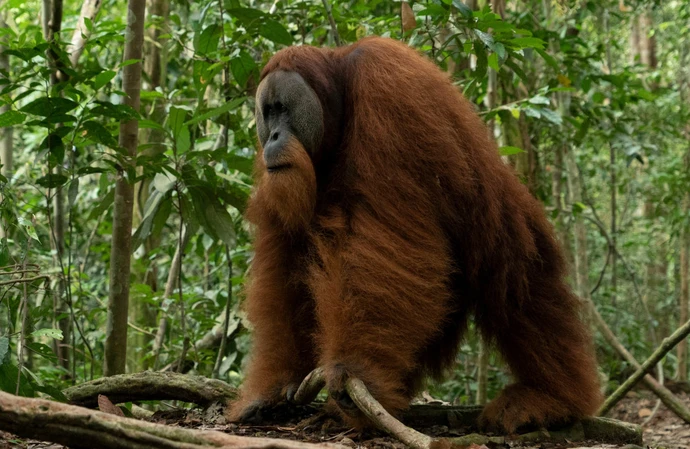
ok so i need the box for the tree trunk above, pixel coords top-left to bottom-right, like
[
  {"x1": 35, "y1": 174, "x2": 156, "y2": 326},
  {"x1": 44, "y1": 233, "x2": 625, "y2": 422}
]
[
  {"x1": 679, "y1": 203, "x2": 689, "y2": 381},
  {"x1": 565, "y1": 145, "x2": 591, "y2": 305},
  {"x1": 42, "y1": 0, "x2": 71, "y2": 376},
  {"x1": 68, "y1": 0, "x2": 102, "y2": 67},
  {"x1": 0, "y1": 16, "x2": 12, "y2": 183},
  {"x1": 128, "y1": 0, "x2": 169, "y2": 373},
  {"x1": 104, "y1": 0, "x2": 146, "y2": 377}
]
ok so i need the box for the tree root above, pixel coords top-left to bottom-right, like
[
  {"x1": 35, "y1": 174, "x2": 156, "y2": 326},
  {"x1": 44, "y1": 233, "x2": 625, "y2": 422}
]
[
  {"x1": 0, "y1": 391, "x2": 345, "y2": 449},
  {"x1": 299, "y1": 368, "x2": 643, "y2": 448},
  {"x1": 63, "y1": 371, "x2": 236, "y2": 408}
]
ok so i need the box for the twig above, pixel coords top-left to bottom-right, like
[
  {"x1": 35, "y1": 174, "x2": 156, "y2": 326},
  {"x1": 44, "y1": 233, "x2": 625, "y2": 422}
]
[
  {"x1": 321, "y1": 0, "x2": 341, "y2": 46},
  {"x1": 0, "y1": 275, "x2": 49, "y2": 287},
  {"x1": 599, "y1": 317, "x2": 690, "y2": 415},
  {"x1": 590, "y1": 245, "x2": 611, "y2": 295}
]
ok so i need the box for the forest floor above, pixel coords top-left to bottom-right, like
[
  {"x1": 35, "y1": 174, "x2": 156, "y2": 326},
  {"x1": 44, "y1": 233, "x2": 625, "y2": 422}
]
[{"x1": 1, "y1": 391, "x2": 689, "y2": 448}]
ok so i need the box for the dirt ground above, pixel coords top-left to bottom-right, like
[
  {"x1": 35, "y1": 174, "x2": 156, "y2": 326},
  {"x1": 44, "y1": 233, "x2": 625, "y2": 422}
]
[
  {"x1": 1, "y1": 392, "x2": 689, "y2": 448},
  {"x1": 609, "y1": 391, "x2": 690, "y2": 449}
]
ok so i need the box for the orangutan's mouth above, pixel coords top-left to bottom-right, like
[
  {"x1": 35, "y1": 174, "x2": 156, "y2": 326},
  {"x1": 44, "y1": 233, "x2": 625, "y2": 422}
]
[{"x1": 267, "y1": 164, "x2": 292, "y2": 173}]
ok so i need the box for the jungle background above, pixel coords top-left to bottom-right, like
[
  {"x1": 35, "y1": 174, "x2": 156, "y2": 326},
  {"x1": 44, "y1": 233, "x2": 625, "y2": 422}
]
[{"x1": 0, "y1": 0, "x2": 689, "y2": 447}]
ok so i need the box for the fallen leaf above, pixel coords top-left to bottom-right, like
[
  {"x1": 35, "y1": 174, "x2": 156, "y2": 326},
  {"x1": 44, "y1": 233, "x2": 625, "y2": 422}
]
[
  {"x1": 98, "y1": 394, "x2": 124, "y2": 416},
  {"x1": 638, "y1": 407, "x2": 652, "y2": 418}
]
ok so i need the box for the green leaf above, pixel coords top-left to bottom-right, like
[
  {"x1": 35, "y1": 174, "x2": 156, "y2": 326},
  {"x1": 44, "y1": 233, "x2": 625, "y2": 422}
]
[
  {"x1": 474, "y1": 29, "x2": 494, "y2": 48},
  {"x1": 473, "y1": 40, "x2": 487, "y2": 80},
  {"x1": 82, "y1": 121, "x2": 118, "y2": 148},
  {"x1": 0, "y1": 110, "x2": 26, "y2": 126},
  {"x1": 131, "y1": 190, "x2": 169, "y2": 251},
  {"x1": 34, "y1": 384, "x2": 68, "y2": 402},
  {"x1": 509, "y1": 37, "x2": 545, "y2": 49},
  {"x1": 40, "y1": 133, "x2": 65, "y2": 166},
  {"x1": 259, "y1": 20, "x2": 292, "y2": 46},
  {"x1": 528, "y1": 95, "x2": 550, "y2": 105},
  {"x1": 195, "y1": 24, "x2": 221, "y2": 56},
  {"x1": 153, "y1": 172, "x2": 176, "y2": 194},
  {"x1": 230, "y1": 50, "x2": 257, "y2": 88},
  {"x1": 89, "y1": 101, "x2": 139, "y2": 120},
  {"x1": 26, "y1": 342, "x2": 58, "y2": 362},
  {"x1": 499, "y1": 145, "x2": 524, "y2": 156},
  {"x1": 488, "y1": 52, "x2": 499, "y2": 72},
  {"x1": 36, "y1": 173, "x2": 68, "y2": 189},
  {"x1": 504, "y1": 58, "x2": 527, "y2": 82},
  {"x1": 18, "y1": 216, "x2": 39, "y2": 242},
  {"x1": 535, "y1": 48, "x2": 558, "y2": 70},
  {"x1": 30, "y1": 328, "x2": 64, "y2": 340},
  {"x1": 168, "y1": 106, "x2": 191, "y2": 153},
  {"x1": 0, "y1": 337, "x2": 8, "y2": 363},
  {"x1": 93, "y1": 70, "x2": 116, "y2": 90},
  {"x1": 21, "y1": 97, "x2": 78, "y2": 117},
  {"x1": 189, "y1": 186, "x2": 236, "y2": 247},
  {"x1": 452, "y1": 0, "x2": 473, "y2": 18},
  {"x1": 493, "y1": 42, "x2": 506, "y2": 60},
  {"x1": 68, "y1": 178, "x2": 79, "y2": 208},
  {"x1": 185, "y1": 97, "x2": 246, "y2": 126},
  {"x1": 227, "y1": 7, "x2": 265, "y2": 24},
  {"x1": 119, "y1": 58, "x2": 141, "y2": 67},
  {"x1": 89, "y1": 189, "x2": 114, "y2": 219},
  {"x1": 538, "y1": 108, "x2": 562, "y2": 125}
]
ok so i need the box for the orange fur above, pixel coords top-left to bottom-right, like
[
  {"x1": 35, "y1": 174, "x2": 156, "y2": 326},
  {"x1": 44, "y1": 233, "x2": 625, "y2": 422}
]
[{"x1": 230, "y1": 37, "x2": 602, "y2": 432}]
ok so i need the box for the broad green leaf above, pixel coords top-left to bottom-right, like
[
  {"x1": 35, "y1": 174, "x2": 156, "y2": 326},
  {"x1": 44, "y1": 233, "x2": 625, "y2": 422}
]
[
  {"x1": 499, "y1": 146, "x2": 524, "y2": 156},
  {"x1": 168, "y1": 107, "x2": 190, "y2": 153},
  {"x1": 119, "y1": 59, "x2": 141, "y2": 68},
  {"x1": 227, "y1": 7, "x2": 264, "y2": 24},
  {"x1": 36, "y1": 173, "x2": 68, "y2": 189},
  {"x1": 153, "y1": 172, "x2": 176, "y2": 193},
  {"x1": 26, "y1": 342, "x2": 57, "y2": 362},
  {"x1": 89, "y1": 189, "x2": 114, "y2": 219},
  {"x1": 473, "y1": 40, "x2": 487, "y2": 80},
  {"x1": 538, "y1": 108, "x2": 562, "y2": 125},
  {"x1": 509, "y1": 37, "x2": 545, "y2": 49},
  {"x1": 90, "y1": 102, "x2": 139, "y2": 120},
  {"x1": 189, "y1": 185, "x2": 236, "y2": 247},
  {"x1": 68, "y1": 178, "x2": 79, "y2": 208},
  {"x1": 452, "y1": 0, "x2": 473, "y2": 18},
  {"x1": 0, "y1": 337, "x2": 8, "y2": 363},
  {"x1": 21, "y1": 97, "x2": 78, "y2": 117},
  {"x1": 40, "y1": 133, "x2": 65, "y2": 166},
  {"x1": 488, "y1": 52, "x2": 499, "y2": 72},
  {"x1": 93, "y1": 70, "x2": 116, "y2": 90},
  {"x1": 0, "y1": 110, "x2": 25, "y2": 126},
  {"x1": 528, "y1": 95, "x2": 550, "y2": 105},
  {"x1": 259, "y1": 20, "x2": 292, "y2": 46},
  {"x1": 230, "y1": 50, "x2": 257, "y2": 88},
  {"x1": 195, "y1": 24, "x2": 221, "y2": 56},
  {"x1": 31, "y1": 328, "x2": 64, "y2": 340},
  {"x1": 474, "y1": 29, "x2": 494, "y2": 48},
  {"x1": 82, "y1": 121, "x2": 118, "y2": 148},
  {"x1": 18, "y1": 216, "x2": 39, "y2": 241}
]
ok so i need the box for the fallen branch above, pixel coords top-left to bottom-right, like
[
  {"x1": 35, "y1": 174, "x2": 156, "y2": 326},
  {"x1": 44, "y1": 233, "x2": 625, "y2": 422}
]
[
  {"x1": 63, "y1": 371, "x2": 236, "y2": 408},
  {"x1": 589, "y1": 300, "x2": 690, "y2": 423},
  {"x1": 0, "y1": 391, "x2": 344, "y2": 449},
  {"x1": 599, "y1": 317, "x2": 690, "y2": 415}
]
